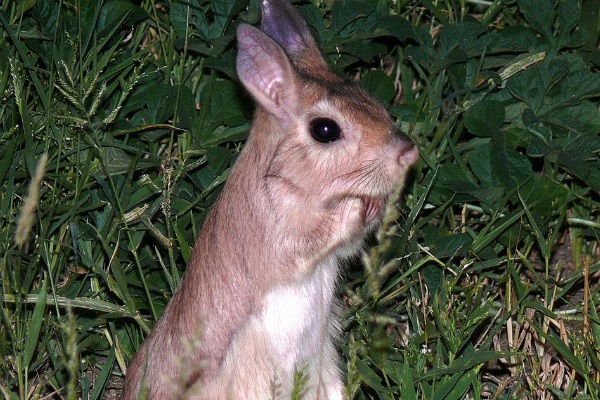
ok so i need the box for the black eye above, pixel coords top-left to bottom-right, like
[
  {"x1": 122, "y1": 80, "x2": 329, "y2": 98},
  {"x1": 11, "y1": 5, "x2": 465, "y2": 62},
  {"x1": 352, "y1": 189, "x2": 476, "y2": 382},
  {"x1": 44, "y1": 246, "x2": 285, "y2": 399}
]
[{"x1": 309, "y1": 118, "x2": 341, "y2": 143}]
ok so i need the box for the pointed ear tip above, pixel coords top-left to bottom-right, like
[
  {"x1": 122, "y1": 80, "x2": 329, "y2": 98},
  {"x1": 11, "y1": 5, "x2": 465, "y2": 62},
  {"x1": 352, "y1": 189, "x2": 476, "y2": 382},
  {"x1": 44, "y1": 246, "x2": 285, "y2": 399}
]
[{"x1": 236, "y1": 23, "x2": 253, "y2": 37}]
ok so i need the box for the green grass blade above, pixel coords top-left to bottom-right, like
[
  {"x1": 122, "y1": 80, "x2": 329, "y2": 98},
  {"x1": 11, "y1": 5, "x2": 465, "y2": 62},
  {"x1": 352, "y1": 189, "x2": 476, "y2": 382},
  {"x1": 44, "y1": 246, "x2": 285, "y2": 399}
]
[
  {"x1": 90, "y1": 346, "x2": 116, "y2": 400},
  {"x1": 22, "y1": 276, "x2": 47, "y2": 367}
]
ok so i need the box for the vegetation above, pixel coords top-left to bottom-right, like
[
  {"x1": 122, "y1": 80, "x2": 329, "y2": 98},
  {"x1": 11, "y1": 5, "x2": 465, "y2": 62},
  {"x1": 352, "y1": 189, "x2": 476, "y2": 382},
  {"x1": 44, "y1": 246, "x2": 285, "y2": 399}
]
[{"x1": 1, "y1": 0, "x2": 599, "y2": 398}]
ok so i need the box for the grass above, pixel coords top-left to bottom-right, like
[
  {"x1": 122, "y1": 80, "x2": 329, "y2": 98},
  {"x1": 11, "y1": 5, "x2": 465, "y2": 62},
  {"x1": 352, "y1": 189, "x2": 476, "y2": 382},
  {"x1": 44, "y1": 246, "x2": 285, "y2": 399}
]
[{"x1": 1, "y1": 0, "x2": 599, "y2": 398}]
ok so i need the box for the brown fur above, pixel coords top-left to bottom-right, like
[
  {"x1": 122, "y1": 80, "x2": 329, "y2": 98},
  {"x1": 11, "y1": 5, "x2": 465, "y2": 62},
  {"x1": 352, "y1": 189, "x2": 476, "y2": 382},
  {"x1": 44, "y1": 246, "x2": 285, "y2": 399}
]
[{"x1": 122, "y1": 1, "x2": 417, "y2": 399}]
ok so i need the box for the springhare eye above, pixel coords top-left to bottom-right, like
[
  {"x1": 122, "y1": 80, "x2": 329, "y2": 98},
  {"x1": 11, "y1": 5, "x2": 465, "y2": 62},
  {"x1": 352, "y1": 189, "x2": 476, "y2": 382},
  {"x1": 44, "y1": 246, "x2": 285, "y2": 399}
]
[{"x1": 309, "y1": 118, "x2": 341, "y2": 143}]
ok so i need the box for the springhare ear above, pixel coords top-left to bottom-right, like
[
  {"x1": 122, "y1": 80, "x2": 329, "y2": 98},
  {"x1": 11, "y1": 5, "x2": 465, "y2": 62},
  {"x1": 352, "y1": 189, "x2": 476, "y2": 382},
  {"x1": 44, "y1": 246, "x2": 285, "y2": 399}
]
[
  {"x1": 236, "y1": 24, "x2": 297, "y2": 121},
  {"x1": 260, "y1": 0, "x2": 328, "y2": 74}
]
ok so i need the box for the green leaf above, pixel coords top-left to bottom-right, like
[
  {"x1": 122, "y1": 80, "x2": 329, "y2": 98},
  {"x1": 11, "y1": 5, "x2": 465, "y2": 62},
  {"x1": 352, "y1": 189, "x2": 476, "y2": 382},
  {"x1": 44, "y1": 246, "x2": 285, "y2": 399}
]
[
  {"x1": 431, "y1": 370, "x2": 473, "y2": 400},
  {"x1": 372, "y1": 15, "x2": 415, "y2": 42},
  {"x1": 444, "y1": 369, "x2": 477, "y2": 400},
  {"x1": 519, "y1": 176, "x2": 569, "y2": 228},
  {"x1": 423, "y1": 226, "x2": 472, "y2": 259},
  {"x1": 199, "y1": 80, "x2": 248, "y2": 137},
  {"x1": 356, "y1": 358, "x2": 386, "y2": 392},
  {"x1": 90, "y1": 346, "x2": 116, "y2": 400},
  {"x1": 174, "y1": 221, "x2": 193, "y2": 264},
  {"x1": 211, "y1": 0, "x2": 247, "y2": 36},
  {"x1": 400, "y1": 362, "x2": 417, "y2": 400},
  {"x1": 532, "y1": 323, "x2": 589, "y2": 376},
  {"x1": 557, "y1": 0, "x2": 581, "y2": 46},
  {"x1": 438, "y1": 22, "x2": 487, "y2": 58},
  {"x1": 360, "y1": 70, "x2": 396, "y2": 105},
  {"x1": 544, "y1": 68, "x2": 600, "y2": 112},
  {"x1": 517, "y1": 0, "x2": 555, "y2": 41},
  {"x1": 464, "y1": 100, "x2": 505, "y2": 137},
  {"x1": 507, "y1": 58, "x2": 569, "y2": 113},
  {"x1": 331, "y1": 0, "x2": 373, "y2": 36},
  {"x1": 15, "y1": 0, "x2": 37, "y2": 20},
  {"x1": 23, "y1": 277, "x2": 47, "y2": 367}
]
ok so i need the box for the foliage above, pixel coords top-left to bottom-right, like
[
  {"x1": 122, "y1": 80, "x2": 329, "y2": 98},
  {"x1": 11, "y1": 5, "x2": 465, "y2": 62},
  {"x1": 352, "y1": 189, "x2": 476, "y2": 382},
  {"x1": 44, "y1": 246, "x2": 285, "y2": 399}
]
[{"x1": 0, "y1": 0, "x2": 599, "y2": 399}]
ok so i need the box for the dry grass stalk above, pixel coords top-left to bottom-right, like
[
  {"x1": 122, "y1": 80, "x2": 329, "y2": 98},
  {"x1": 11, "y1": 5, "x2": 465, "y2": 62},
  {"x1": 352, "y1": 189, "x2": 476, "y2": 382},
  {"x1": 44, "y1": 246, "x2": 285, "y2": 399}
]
[{"x1": 15, "y1": 153, "x2": 48, "y2": 247}]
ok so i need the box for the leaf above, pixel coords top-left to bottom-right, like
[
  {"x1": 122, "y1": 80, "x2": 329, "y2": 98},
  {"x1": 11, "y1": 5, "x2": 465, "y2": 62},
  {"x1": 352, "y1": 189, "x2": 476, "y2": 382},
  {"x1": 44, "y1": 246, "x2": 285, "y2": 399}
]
[
  {"x1": 557, "y1": 0, "x2": 581, "y2": 46},
  {"x1": 331, "y1": 0, "x2": 373, "y2": 36},
  {"x1": 191, "y1": 146, "x2": 232, "y2": 190},
  {"x1": 23, "y1": 277, "x2": 47, "y2": 367},
  {"x1": 519, "y1": 176, "x2": 569, "y2": 228},
  {"x1": 438, "y1": 22, "x2": 487, "y2": 58},
  {"x1": 100, "y1": 147, "x2": 132, "y2": 175},
  {"x1": 517, "y1": 0, "x2": 555, "y2": 41},
  {"x1": 211, "y1": 0, "x2": 247, "y2": 36},
  {"x1": 464, "y1": 100, "x2": 505, "y2": 137},
  {"x1": 443, "y1": 369, "x2": 477, "y2": 400},
  {"x1": 356, "y1": 358, "x2": 386, "y2": 392},
  {"x1": 556, "y1": 130, "x2": 600, "y2": 193},
  {"x1": 336, "y1": 41, "x2": 388, "y2": 64},
  {"x1": 360, "y1": 70, "x2": 396, "y2": 105},
  {"x1": 202, "y1": 124, "x2": 250, "y2": 147},
  {"x1": 199, "y1": 79, "x2": 248, "y2": 137},
  {"x1": 466, "y1": 138, "x2": 532, "y2": 197},
  {"x1": 485, "y1": 26, "x2": 544, "y2": 53},
  {"x1": 174, "y1": 221, "x2": 193, "y2": 264},
  {"x1": 15, "y1": 0, "x2": 37, "y2": 20},
  {"x1": 532, "y1": 323, "x2": 589, "y2": 376},
  {"x1": 507, "y1": 58, "x2": 569, "y2": 112},
  {"x1": 98, "y1": 1, "x2": 145, "y2": 40},
  {"x1": 489, "y1": 141, "x2": 533, "y2": 190},
  {"x1": 549, "y1": 100, "x2": 600, "y2": 135},
  {"x1": 297, "y1": 4, "x2": 327, "y2": 41},
  {"x1": 471, "y1": 210, "x2": 525, "y2": 254},
  {"x1": 372, "y1": 15, "x2": 416, "y2": 42},
  {"x1": 90, "y1": 346, "x2": 116, "y2": 400},
  {"x1": 169, "y1": 1, "x2": 202, "y2": 39},
  {"x1": 544, "y1": 68, "x2": 600, "y2": 111},
  {"x1": 3, "y1": 293, "x2": 139, "y2": 319},
  {"x1": 423, "y1": 226, "x2": 472, "y2": 259}
]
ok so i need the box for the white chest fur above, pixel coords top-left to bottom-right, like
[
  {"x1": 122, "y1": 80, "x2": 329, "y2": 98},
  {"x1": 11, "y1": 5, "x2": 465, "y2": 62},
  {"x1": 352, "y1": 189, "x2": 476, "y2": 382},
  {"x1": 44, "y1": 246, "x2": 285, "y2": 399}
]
[
  {"x1": 212, "y1": 257, "x2": 344, "y2": 400},
  {"x1": 261, "y1": 257, "x2": 341, "y2": 390}
]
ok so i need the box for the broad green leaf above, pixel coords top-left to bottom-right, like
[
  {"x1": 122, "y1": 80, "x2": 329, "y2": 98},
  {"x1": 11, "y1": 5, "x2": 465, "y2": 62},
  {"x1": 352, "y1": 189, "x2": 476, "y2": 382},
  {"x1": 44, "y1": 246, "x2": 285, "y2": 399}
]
[
  {"x1": 331, "y1": 0, "x2": 374, "y2": 37},
  {"x1": 519, "y1": 176, "x2": 569, "y2": 229},
  {"x1": 190, "y1": 146, "x2": 232, "y2": 190},
  {"x1": 486, "y1": 26, "x2": 544, "y2": 53},
  {"x1": 549, "y1": 101, "x2": 600, "y2": 135},
  {"x1": 517, "y1": 0, "x2": 555, "y2": 41},
  {"x1": 544, "y1": 68, "x2": 600, "y2": 111},
  {"x1": 464, "y1": 100, "x2": 505, "y2": 137},
  {"x1": 336, "y1": 41, "x2": 387, "y2": 64},
  {"x1": 507, "y1": 58, "x2": 569, "y2": 112},
  {"x1": 423, "y1": 226, "x2": 472, "y2": 259},
  {"x1": 360, "y1": 70, "x2": 396, "y2": 105},
  {"x1": 199, "y1": 80, "x2": 248, "y2": 137},
  {"x1": 372, "y1": 15, "x2": 415, "y2": 42},
  {"x1": 298, "y1": 4, "x2": 327, "y2": 41},
  {"x1": 211, "y1": 0, "x2": 248, "y2": 36},
  {"x1": 15, "y1": 0, "x2": 37, "y2": 21},
  {"x1": 557, "y1": 0, "x2": 581, "y2": 46},
  {"x1": 438, "y1": 22, "x2": 487, "y2": 58}
]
